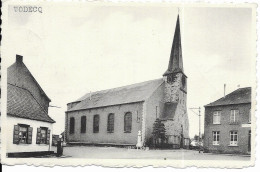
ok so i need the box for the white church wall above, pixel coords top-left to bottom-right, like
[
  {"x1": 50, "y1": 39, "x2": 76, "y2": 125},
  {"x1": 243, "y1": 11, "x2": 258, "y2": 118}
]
[
  {"x1": 66, "y1": 102, "x2": 143, "y2": 145},
  {"x1": 145, "y1": 83, "x2": 165, "y2": 144}
]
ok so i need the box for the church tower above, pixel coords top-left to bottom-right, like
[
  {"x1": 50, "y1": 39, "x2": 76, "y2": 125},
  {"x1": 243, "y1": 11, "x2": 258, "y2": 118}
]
[
  {"x1": 163, "y1": 15, "x2": 187, "y2": 102},
  {"x1": 162, "y1": 14, "x2": 189, "y2": 148}
]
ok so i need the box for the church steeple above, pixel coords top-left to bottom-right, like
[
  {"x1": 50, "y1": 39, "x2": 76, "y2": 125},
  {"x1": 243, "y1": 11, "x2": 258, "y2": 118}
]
[{"x1": 163, "y1": 15, "x2": 184, "y2": 76}]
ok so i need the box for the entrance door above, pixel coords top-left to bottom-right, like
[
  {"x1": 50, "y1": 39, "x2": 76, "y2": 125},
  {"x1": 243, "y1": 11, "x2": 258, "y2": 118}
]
[
  {"x1": 180, "y1": 134, "x2": 183, "y2": 148},
  {"x1": 248, "y1": 130, "x2": 251, "y2": 152}
]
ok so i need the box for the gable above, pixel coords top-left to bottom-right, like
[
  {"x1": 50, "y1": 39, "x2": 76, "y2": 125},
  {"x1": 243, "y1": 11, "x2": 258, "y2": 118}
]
[{"x1": 8, "y1": 61, "x2": 51, "y2": 111}]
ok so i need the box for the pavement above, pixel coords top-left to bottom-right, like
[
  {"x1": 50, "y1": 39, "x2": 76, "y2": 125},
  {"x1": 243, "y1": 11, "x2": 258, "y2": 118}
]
[{"x1": 49, "y1": 146, "x2": 251, "y2": 160}]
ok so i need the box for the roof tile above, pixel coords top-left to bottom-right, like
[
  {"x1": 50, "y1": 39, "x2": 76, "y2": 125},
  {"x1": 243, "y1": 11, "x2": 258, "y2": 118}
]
[
  {"x1": 7, "y1": 84, "x2": 55, "y2": 123},
  {"x1": 68, "y1": 78, "x2": 164, "y2": 111}
]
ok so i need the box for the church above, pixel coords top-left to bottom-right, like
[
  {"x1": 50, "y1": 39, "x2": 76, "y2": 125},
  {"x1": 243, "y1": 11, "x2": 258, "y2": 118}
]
[{"x1": 65, "y1": 15, "x2": 189, "y2": 148}]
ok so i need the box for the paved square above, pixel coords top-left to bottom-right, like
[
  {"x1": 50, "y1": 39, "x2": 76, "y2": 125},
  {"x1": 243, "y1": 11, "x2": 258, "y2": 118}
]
[{"x1": 56, "y1": 146, "x2": 251, "y2": 160}]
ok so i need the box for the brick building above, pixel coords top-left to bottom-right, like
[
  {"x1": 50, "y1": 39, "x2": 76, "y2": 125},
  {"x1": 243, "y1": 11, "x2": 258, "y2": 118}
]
[
  {"x1": 6, "y1": 55, "x2": 55, "y2": 157},
  {"x1": 65, "y1": 15, "x2": 190, "y2": 148},
  {"x1": 204, "y1": 87, "x2": 251, "y2": 154}
]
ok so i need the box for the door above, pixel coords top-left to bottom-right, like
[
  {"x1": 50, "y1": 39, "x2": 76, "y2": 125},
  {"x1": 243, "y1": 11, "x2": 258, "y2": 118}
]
[{"x1": 248, "y1": 130, "x2": 251, "y2": 152}]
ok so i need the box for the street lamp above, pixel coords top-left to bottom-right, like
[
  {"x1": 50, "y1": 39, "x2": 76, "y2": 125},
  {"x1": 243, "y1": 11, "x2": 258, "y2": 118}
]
[{"x1": 189, "y1": 107, "x2": 201, "y2": 153}]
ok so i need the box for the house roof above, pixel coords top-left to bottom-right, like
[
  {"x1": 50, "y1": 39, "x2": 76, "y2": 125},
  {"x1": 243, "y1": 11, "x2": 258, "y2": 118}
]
[
  {"x1": 8, "y1": 55, "x2": 51, "y2": 102},
  {"x1": 67, "y1": 78, "x2": 164, "y2": 112},
  {"x1": 7, "y1": 83, "x2": 55, "y2": 123},
  {"x1": 205, "y1": 87, "x2": 251, "y2": 107}
]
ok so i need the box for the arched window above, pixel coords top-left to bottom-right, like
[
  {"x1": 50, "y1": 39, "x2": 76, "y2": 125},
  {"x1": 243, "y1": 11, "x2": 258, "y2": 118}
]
[
  {"x1": 107, "y1": 113, "x2": 114, "y2": 133},
  {"x1": 81, "y1": 116, "x2": 87, "y2": 133},
  {"x1": 93, "y1": 115, "x2": 99, "y2": 133},
  {"x1": 69, "y1": 117, "x2": 75, "y2": 134},
  {"x1": 124, "y1": 112, "x2": 132, "y2": 133}
]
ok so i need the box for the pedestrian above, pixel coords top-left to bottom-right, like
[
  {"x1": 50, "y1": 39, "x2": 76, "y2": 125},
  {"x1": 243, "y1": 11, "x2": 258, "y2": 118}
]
[{"x1": 56, "y1": 135, "x2": 63, "y2": 157}]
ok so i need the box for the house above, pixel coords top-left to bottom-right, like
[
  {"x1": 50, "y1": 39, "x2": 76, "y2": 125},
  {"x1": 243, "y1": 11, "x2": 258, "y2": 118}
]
[
  {"x1": 204, "y1": 87, "x2": 252, "y2": 154},
  {"x1": 65, "y1": 15, "x2": 190, "y2": 148},
  {"x1": 6, "y1": 55, "x2": 55, "y2": 157}
]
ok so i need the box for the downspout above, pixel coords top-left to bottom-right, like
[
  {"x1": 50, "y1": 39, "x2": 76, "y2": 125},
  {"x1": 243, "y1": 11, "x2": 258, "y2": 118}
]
[
  {"x1": 141, "y1": 101, "x2": 147, "y2": 147},
  {"x1": 64, "y1": 112, "x2": 68, "y2": 143},
  {"x1": 48, "y1": 128, "x2": 51, "y2": 151}
]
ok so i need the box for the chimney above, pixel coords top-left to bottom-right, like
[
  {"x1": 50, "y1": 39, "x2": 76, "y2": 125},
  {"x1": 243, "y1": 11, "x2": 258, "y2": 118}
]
[{"x1": 16, "y1": 54, "x2": 23, "y2": 64}]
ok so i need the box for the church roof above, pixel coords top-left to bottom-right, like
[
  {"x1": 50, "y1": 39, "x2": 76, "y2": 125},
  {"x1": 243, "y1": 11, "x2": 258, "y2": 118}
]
[
  {"x1": 67, "y1": 78, "x2": 164, "y2": 112},
  {"x1": 205, "y1": 87, "x2": 251, "y2": 107},
  {"x1": 7, "y1": 83, "x2": 55, "y2": 123},
  {"x1": 163, "y1": 15, "x2": 184, "y2": 76}
]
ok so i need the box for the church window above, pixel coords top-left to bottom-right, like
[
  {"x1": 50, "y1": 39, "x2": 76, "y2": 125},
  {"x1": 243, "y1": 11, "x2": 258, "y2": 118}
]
[
  {"x1": 81, "y1": 116, "x2": 87, "y2": 133},
  {"x1": 124, "y1": 112, "x2": 132, "y2": 133},
  {"x1": 167, "y1": 74, "x2": 175, "y2": 83},
  {"x1": 93, "y1": 115, "x2": 99, "y2": 133},
  {"x1": 69, "y1": 117, "x2": 75, "y2": 134},
  {"x1": 107, "y1": 113, "x2": 114, "y2": 133},
  {"x1": 182, "y1": 75, "x2": 186, "y2": 87}
]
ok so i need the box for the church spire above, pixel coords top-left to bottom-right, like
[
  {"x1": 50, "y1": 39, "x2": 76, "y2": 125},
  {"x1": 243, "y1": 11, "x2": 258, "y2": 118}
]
[{"x1": 163, "y1": 15, "x2": 184, "y2": 76}]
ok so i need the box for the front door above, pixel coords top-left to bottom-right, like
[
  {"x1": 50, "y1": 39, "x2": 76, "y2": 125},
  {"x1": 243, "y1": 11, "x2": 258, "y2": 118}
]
[
  {"x1": 248, "y1": 130, "x2": 251, "y2": 152},
  {"x1": 180, "y1": 134, "x2": 183, "y2": 148}
]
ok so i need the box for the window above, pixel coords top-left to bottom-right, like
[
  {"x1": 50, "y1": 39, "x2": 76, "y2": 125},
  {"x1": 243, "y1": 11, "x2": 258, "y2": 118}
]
[
  {"x1": 230, "y1": 131, "x2": 238, "y2": 146},
  {"x1": 249, "y1": 109, "x2": 251, "y2": 123},
  {"x1": 212, "y1": 131, "x2": 220, "y2": 145},
  {"x1": 81, "y1": 116, "x2": 87, "y2": 133},
  {"x1": 213, "y1": 111, "x2": 221, "y2": 124},
  {"x1": 36, "y1": 127, "x2": 50, "y2": 144},
  {"x1": 107, "y1": 113, "x2": 114, "y2": 133},
  {"x1": 19, "y1": 126, "x2": 28, "y2": 144},
  {"x1": 124, "y1": 112, "x2": 132, "y2": 133},
  {"x1": 137, "y1": 110, "x2": 141, "y2": 123},
  {"x1": 93, "y1": 115, "x2": 99, "y2": 133},
  {"x1": 69, "y1": 117, "x2": 75, "y2": 134},
  {"x1": 40, "y1": 128, "x2": 47, "y2": 144},
  {"x1": 167, "y1": 74, "x2": 176, "y2": 83},
  {"x1": 13, "y1": 124, "x2": 33, "y2": 144},
  {"x1": 182, "y1": 75, "x2": 186, "y2": 87},
  {"x1": 230, "y1": 110, "x2": 239, "y2": 123}
]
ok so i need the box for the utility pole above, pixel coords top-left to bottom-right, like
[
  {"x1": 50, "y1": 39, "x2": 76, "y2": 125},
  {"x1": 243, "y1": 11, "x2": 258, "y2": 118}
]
[{"x1": 189, "y1": 107, "x2": 201, "y2": 153}]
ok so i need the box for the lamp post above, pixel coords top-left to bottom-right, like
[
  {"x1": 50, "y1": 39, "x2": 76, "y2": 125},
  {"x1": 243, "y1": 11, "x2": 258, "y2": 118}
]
[{"x1": 189, "y1": 107, "x2": 201, "y2": 153}]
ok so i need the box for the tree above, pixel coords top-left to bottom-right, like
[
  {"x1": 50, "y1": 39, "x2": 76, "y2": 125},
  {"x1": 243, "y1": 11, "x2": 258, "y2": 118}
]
[{"x1": 152, "y1": 118, "x2": 166, "y2": 148}]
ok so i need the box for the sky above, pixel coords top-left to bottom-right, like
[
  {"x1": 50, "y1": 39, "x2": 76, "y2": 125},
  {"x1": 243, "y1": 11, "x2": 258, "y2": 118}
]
[{"x1": 4, "y1": 3, "x2": 254, "y2": 138}]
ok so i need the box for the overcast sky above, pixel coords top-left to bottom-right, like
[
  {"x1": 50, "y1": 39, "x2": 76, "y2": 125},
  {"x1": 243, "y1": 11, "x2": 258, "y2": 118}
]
[{"x1": 5, "y1": 3, "x2": 254, "y2": 138}]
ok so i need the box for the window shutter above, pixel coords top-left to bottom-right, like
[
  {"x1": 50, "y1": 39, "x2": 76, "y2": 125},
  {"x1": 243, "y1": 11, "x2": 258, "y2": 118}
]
[
  {"x1": 47, "y1": 129, "x2": 51, "y2": 144},
  {"x1": 13, "y1": 125, "x2": 19, "y2": 144},
  {"x1": 36, "y1": 128, "x2": 41, "y2": 144},
  {"x1": 27, "y1": 127, "x2": 33, "y2": 144}
]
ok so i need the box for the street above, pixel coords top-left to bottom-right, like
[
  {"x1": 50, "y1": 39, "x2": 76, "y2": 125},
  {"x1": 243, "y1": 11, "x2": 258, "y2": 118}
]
[{"x1": 52, "y1": 146, "x2": 251, "y2": 160}]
